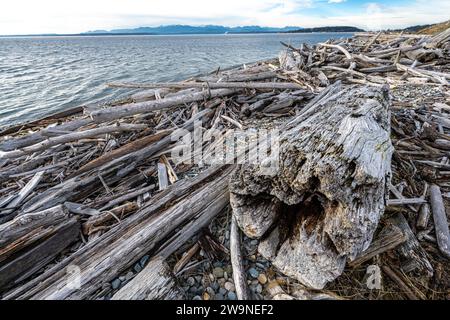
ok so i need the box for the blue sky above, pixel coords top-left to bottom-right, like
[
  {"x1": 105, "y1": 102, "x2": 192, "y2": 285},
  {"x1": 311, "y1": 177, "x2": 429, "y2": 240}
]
[{"x1": 0, "y1": 0, "x2": 448, "y2": 35}]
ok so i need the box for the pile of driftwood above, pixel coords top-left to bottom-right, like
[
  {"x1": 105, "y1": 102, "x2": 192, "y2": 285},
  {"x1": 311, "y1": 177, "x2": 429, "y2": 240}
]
[{"x1": 0, "y1": 27, "x2": 449, "y2": 300}]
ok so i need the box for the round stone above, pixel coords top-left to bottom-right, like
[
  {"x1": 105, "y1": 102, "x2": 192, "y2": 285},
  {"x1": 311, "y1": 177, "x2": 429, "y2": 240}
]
[
  {"x1": 227, "y1": 292, "x2": 237, "y2": 300},
  {"x1": 248, "y1": 267, "x2": 259, "y2": 278},
  {"x1": 212, "y1": 267, "x2": 224, "y2": 278},
  {"x1": 224, "y1": 282, "x2": 235, "y2": 292},
  {"x1": 186, "y1": 277, "x2": 196, "y2": 286},
  {"x1": 257, "y1": 273, "x2": 267, "y2": 285},
  {"x1": 111, "y1": 278, "x2": 121, "y2": 290}
]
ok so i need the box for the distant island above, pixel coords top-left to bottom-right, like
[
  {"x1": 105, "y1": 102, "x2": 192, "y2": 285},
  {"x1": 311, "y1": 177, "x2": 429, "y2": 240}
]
[
  {"x1": 85, "y1": 25, "x2": 303, "y2": 35},
  {"x1": 288, "y1": 26, "x2": 364, "y2": 33}
]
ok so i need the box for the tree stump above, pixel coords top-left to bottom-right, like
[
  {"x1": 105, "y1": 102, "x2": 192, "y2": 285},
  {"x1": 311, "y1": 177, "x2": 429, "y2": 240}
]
[{"x1": 229, "y1": 84, "x2": 393, "y2": 289}]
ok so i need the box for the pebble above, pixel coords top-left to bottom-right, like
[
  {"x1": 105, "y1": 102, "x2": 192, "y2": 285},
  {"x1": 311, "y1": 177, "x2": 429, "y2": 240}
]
[
  {"x1": 119, "y1": 276, "x2": 126, "y2": 282},
  {"x1": 256, "y1": 263, "x2": 265, "y2": 269},
  {"x1": 140, "y1": 255, "x2": 150, "y2": 267},
  {"x1": 213, "y1": 261, "x2": 223, "y2": 268},
  {"x1": 186, "y1": 277, "x2": 196, "y2": 286},
  {"x1": 189, "y1": 286, "x2": 198, "y2": 294},
  {"x1": 194, "y1": 276, "x2": 203, "y2": 283},
  {"x1": 224, "y1": 282, "x2": 235, "y2": 292},
  {"x1": 250, "y1": 240, "x2": 259, "y2": 246},
  {"x1": 225, "y1": 265, "x2": 233, "y2": 274},
  {"x1": 219, "y1": 288, "x2": 227, "y2": 295},
  {"x1": 193, "y1": 296, "x2": 202, "y2": 301},
  {"x1": 211, "y1": 281, "x2": 220, "y2": 291},
  {"x1": 248, "y1": 267, "x2": 259, "y2": 278},
  {"x1": 218, "y1": 278, "x2": 226, "y2": 286},
  {"x1": 209, "y1": 273, "x2": 215, "y2": 282},
  {"x1": 206, "y1": 287, "x2": 215, "y2": 297},
  {"x1": 125, "y1": 271, "x2": 134, "y2": 281},
  {"x1": 215, "y1": 293, "x2": 225, "y2": 300},
  {"x1": 134, "y1": 263, "x2": 142, "y2": 273},
  {"x1": 212, "y1": 267, "x2": 224, "y2": 278},
  {"x1": 257, "y1": 274, "x2": 267, "y2": 285},
  {"x1": 227, "y1": 292, "x2": 237, "y2": 300},
  {"x1": 255, "y1": 284, "x2": 263, "y2": 294},
  {"x1": 203, "y1": 292, "x2": 210, "y2": 300},
  {"x1": 223, "y1": 271, "x2": 228, "y2": 280},
  {"x1": 111, "y1": 278, "x2": 121, "y2": 290}
]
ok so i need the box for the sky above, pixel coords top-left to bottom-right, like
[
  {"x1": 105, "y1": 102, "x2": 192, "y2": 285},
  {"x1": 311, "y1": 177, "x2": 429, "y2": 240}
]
[{"x1": 0, "y1": 0, "x2": 448, "y2": 35}]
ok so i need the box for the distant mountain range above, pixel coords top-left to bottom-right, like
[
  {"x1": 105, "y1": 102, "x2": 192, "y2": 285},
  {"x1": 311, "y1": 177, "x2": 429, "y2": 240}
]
[
  {"x1": 288, "y1": 26, "x2": 364, "y2": 33},
  {"x1": 85, "y1": 25, "x2": 303, "y2": 35}
]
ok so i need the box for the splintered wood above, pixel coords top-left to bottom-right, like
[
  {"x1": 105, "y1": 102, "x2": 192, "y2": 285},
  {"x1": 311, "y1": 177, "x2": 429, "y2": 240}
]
[{"x1": 0, "y1": 27, "x2": 449, "y2": 300}]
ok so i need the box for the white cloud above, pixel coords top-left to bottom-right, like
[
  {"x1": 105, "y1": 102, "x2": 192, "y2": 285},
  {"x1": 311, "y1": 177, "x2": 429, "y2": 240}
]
[
  {"x1": 0, "y1": 0, "x2": 448, "y2": 34},
  {"x1": 328, "y1": 0, "x2": 346, "y2": 3}
]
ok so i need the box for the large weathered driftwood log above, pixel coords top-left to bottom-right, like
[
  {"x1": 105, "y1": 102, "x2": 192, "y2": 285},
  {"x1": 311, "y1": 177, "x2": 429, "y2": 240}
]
[{"x1": 229, "y1": 84, "x2": 394, "y2": 289}]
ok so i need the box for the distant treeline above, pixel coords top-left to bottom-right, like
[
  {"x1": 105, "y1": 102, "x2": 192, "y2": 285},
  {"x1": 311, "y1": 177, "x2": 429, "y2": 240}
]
[{"x1": 288, "y1": 26, "x2": 364, "y2": 33}]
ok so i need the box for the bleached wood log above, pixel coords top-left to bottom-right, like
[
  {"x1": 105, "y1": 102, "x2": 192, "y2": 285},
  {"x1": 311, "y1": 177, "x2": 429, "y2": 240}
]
[
  {"x1": 90, "y1": 88, "x2": 237, "y2": 123},
  {"x1": 196, "y1": 70, "x2": 277, "y2": 83},
  {"x1": 429, "y1": 184, "x2": 450, "y2": 258},
  {"x1": 0, "y1": 124, "x2": 147, "y2": 160},
  {"x1": 318, "y1": 43, "x2": 352, "y2": 60},
  {"x1": 108, "y1": 81, "x2": 303, "y2": 91},
  {"x1": 112, "y1": 257, "x2": 183, "y2": 300},
  {"x1": 230, "y1": 216, "x2": 250, "y2": 300},
  {"x1": 157, "y1": 163, "x2": 169, "y2": 191},
  {"x1": 0, "y1": 118, "x2": 93, "y2": 152},
  {"x1": 230, "y1": 84, "x2": 394, "y2": 289}
]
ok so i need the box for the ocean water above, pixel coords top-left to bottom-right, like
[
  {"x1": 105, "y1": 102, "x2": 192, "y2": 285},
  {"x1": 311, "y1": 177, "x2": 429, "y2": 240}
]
[{"x1": 0, "y1": 33, "x2": 353, "y2": 128}]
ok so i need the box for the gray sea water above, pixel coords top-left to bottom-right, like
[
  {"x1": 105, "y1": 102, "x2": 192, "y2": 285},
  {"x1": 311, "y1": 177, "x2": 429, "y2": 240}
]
[{"x1": 0, "y1": 33, "x2": 353, "y2": 128}]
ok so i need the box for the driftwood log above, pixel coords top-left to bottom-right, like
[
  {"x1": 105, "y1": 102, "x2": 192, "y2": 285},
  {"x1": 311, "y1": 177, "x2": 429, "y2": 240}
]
[
  {"x1": 229, "y1": 84, "x2": 394, "y2": 289},
  {"x1": 112, "y1": 257, "x2": 183, "y2": 300}
]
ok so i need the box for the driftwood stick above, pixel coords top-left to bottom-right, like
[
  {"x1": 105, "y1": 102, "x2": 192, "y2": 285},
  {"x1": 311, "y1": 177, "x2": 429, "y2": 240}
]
[
  {"x1": 382, "y1": 265, "x2": 420, "y2": 300},
  {"x1": 230, "y1": 216, "x2": 250, "y2": 300},
  {"x1": 387, "y1": 198, "x2": 427, "y2": 206},
  {"x1": 1, "y1": 171, "x2": 45, "y2": 219},
  {"x1": 388, "y1": 213, "x2": 434, "y2": 276},
  {"x1": 157, "y1": 163, "x2": 169, "y2": 191},
  {"x1": 70, "y1": 130, "x2": 172, "y2": 178},
  {"x1": 173, "y1": 242, "x2": 200, "y2": 274},
  {"x1": 90, "y1": 89, "x2": 235, "y2": 123},
  {"x1": 318, "y1": 43, "x2": 352, "y2": 60},
  {"x1": 0, "y1": 124, "x2": 147, "y2": 160},
  {"x1": 100, "y1": 185, "x2": 155, "y2": 211},
  {"x1": 0, "y1": 118, "x2": 93, "y2": 152},
  {"x1": 108, "y1": 81, "x2": 303, "y2": 91},
  {"x1": 429, "y1": 184, "x2": 450, "y2": 258},
  {"x1": 349, "y1": 224, "x2": 407, "y2": 267}
]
